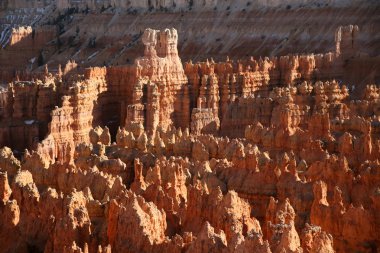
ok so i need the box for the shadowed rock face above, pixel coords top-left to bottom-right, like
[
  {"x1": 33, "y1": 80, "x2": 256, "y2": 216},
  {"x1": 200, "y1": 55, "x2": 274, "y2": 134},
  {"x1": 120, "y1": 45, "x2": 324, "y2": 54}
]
[{"x1": 0, "y1": 2, "x2": 380, "y2": 252}]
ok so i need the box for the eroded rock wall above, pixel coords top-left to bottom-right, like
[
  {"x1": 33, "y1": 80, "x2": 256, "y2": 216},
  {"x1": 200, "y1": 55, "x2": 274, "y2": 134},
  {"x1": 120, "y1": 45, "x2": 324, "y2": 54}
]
[{"x1": 0, "y1": 21, "x2": 379, "y2": 253}]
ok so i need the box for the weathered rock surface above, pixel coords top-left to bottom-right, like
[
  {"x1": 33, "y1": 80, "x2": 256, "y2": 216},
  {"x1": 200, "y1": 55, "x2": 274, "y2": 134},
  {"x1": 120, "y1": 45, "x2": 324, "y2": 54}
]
[{"x1": 0, "y1": 3, "x2": 379, "y2": 252}]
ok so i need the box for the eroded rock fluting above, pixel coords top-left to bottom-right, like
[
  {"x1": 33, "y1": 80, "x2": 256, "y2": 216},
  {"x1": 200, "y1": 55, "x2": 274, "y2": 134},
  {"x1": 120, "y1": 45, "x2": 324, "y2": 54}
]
[{"x1": 0, "y1": 3, "x2": 380, "y2": 252}]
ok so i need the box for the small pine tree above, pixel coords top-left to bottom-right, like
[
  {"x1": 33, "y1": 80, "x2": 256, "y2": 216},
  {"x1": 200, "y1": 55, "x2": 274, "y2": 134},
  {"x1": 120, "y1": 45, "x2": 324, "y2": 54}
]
[{"x1": 37, "y1": 51, "x2": 44, "y2": 66}]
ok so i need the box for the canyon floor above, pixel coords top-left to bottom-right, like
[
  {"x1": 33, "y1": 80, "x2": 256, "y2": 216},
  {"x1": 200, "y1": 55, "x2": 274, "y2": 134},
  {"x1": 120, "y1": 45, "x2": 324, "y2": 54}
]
[{"x1": 0, "y1": 1, "x2": 380, "y2": 253}]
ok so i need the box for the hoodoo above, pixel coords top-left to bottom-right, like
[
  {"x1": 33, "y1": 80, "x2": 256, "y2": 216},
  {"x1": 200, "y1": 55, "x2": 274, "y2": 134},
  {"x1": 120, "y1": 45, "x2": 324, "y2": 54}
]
[{"x1": 0, "y1": 1, "x2": 379, "y2": 252}]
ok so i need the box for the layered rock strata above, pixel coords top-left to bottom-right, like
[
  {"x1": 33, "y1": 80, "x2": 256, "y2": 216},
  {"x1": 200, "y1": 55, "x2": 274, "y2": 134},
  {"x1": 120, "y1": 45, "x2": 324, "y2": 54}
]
[{"x1": 0, "y1": 22, "x2": 379, "y2": 253}]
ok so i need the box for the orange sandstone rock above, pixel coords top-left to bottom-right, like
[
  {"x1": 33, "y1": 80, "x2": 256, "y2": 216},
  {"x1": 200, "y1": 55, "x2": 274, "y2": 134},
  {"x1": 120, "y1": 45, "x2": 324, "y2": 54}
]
[{"x1": 0, "y1": 19, "x2": 379, "y2": 253}]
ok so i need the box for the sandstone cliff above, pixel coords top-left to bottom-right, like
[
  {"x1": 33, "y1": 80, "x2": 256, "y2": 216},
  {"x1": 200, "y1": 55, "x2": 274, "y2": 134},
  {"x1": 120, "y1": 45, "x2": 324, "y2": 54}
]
[{"x1": 0, "y1": 4, "x2": 379, "y2": 252}]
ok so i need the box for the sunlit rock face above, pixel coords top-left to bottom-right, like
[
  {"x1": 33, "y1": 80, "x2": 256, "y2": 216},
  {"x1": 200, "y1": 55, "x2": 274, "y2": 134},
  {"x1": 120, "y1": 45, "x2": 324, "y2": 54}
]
[{"x1": 0, "y1": 1, "x2": 379, "y2": 252}]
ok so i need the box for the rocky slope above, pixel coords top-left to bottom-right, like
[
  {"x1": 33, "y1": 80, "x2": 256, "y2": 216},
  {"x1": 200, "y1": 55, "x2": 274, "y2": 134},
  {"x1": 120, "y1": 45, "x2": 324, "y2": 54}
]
[
  {"x1": 0, "y1": 0, "x2": 379, "y2": 76},
  {"x1": 0, "y1": 1, "x2": 380, "y2": 253}
]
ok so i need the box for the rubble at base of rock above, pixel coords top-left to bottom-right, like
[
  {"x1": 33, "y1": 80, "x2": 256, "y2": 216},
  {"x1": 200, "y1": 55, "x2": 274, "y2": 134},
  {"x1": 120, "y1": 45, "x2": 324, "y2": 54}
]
[{"x1": 0, "y1": 12, "x2": 379, "y2": 253}]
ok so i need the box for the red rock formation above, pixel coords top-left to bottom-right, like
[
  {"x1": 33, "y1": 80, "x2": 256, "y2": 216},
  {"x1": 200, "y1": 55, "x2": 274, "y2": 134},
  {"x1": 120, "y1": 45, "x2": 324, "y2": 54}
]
[
  {"x1": 0, "y1": 20, "x2": 379, "y2": 253},
  {"x1": 126, "y1": 28, "x2": 190, "y2": 135},
  {"x1": 0, "y1": 25, "x2": 56, "y2": 82}
]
